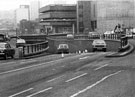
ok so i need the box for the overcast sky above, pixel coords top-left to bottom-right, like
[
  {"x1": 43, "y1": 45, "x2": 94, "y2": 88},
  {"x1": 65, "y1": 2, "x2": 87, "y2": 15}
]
[{"x1": 0, "y1": 0, "x2": 77, "y2": 11}]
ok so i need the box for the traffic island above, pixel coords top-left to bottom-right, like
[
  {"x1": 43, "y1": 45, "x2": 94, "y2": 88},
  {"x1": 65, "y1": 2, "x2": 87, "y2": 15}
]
[{"x1": 105, "y1": 43, "x2": 134, "y2": 57}]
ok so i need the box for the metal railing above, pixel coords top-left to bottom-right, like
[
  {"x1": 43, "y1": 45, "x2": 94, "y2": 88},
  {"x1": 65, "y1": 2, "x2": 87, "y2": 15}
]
[
  {"x1": 22, "y1": 41, "x2": 49, "y2": 57},
  {"x1": 74, "y1": 34, "x2": 120, "y2": 40}
]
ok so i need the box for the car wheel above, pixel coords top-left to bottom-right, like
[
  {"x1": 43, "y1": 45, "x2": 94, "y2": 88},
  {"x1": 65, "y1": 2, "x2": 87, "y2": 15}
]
[
  {"x1": 4, "y1": 54, "x2": 7, "y2": 60},
  {"x1": 103, "y1": 48, "x2": 106, "y2": 52}
]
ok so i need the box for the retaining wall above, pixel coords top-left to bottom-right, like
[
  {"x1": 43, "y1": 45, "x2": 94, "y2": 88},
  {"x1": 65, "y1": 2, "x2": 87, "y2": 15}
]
[{"x1": 47, "y1": 38, "x2": 121, "y2": 53}]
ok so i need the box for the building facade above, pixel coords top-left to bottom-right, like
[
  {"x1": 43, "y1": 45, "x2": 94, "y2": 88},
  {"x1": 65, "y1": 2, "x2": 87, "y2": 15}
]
[
  {"x1": 97, "y1": 0, "x2": 135, "y2": 33},
  {"x1": 39, "y1": 4, "x2": 76, "y2": 34},
  {"x1": 77, "y1": 0, "x2": 97, "y2": 34},
  {"x1": 30, "y1": 0, "x2": 40, "y2": 21},
  {"x1": 15, "y1": 5, "x2": 30, "y2": 24}
]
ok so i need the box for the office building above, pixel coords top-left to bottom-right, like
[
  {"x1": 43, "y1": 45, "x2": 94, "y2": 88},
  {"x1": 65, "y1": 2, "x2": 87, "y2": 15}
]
[
  {"x1": 39, "y1": 4, "x2": 76, "y2": 34},
  {"x1": 77, "y1": 0, "x2": 97, "y2": 33},
  {"x1": 15, "y1": 5, "x2": 30, "y2": 24},
  {"x1": 97, "y1": 0, "x2": 135, "y2": 33},
  {"x1": 30, "y1": 0, "x2": 40, "y2": 20}
]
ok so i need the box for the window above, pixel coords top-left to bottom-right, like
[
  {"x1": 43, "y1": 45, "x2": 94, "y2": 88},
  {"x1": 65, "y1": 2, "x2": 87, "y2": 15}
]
[{"x1": 78, "y1": 5, "x2": 83, "y2": 9}]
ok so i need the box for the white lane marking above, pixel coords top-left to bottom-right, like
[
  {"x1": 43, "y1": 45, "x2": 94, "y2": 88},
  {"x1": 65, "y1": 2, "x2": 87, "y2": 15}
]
[
  {"x1": 70, "y1": 71, "x2": 121, "y2": 97},
  {"x1": 94, "y1": 64, "x2": 109, "y2": 71},
  {"x1": 0, "y1": 62, "x2": 15, "y2": 65},
  {"x1": 0, "y1": 58, "x2": 64, "y2": 75},
  {"x1": 66, "y1": 73, "x2": 87, "y2": 82},
  {"x1": 26, "y1": 87, "x2": 52, "y2": 97},
  {"x1": 107, "y1": 52, "x2": 115, "y2": 55},
  {"x1": 20, "y1": 60, "x2": 37, "y2": 64},
  {"x1": 79, "y1": 57, "x2": 88, "y2": 60},
  {"x1": 9, "y1": 88, "x2": 33, "y2": 97},
  {"x1": 47, "y1": 75, "x2": 64, "y2": 82}
]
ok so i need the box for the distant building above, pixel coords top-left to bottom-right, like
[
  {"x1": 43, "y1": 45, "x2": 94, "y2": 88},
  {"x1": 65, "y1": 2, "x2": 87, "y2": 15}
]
[
  {"x1": 39, "y1": 4, "x2": 76, "y2": 34},
  {"x1": 15, "y1": 5, "x2": 30, "y2": 25},
  {"x1": 77, "y1": 0, "x2": 97, "y2": 34},
  {"x1": 30, "y1": 0, "x2": 40, "y2": 20},
  {"x1": 97, "y1": 0, "x2": 135, "y2": 33}
]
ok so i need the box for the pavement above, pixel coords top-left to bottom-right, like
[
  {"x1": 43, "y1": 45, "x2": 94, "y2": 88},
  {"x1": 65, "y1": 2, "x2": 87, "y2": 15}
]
[{"x1": 106, "y1": 43, "x2": 135, "y2": 57}]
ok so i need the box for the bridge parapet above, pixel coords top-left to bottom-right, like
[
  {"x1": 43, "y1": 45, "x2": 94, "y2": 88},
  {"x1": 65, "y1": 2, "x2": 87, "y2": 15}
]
[{"x1": 18, "y1": 41, "x2": 49, "y2": 57}]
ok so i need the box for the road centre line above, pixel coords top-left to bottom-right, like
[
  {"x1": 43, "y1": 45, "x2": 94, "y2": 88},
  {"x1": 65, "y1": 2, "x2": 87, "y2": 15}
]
[
  {"x1": 79, "y1": 56, "x2": 88, "y2": 60},
  {"x1": 66, "y1": 73, "x2": 87, "y2": 82},
  {"x1": 0, "y1": 54, "x2": 96, "y2": 75},
  {"x1": 1, "y1": 61, "x2": 15, "y2": 65},
  {"x1": 94, "y1": 64, "x2": 108, "y2": 71},
  {"x1": 70, "y1": 71, "x2": 121, "y2": 97},
  {"x1": 47, "y1": 75, "x2": 64, "y2": 82},
  {"x1": 9, "y1": 88, "x2": 33, "y2": 97},
  {"x1": 26, "y1": 87, "x2": 52, "y2": 97},
  {"x1": 0, "y1": 58, "x2": 64, "y2": 75}
]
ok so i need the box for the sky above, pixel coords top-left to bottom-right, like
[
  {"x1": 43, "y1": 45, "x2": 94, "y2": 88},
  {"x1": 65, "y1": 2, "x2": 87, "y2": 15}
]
[{"x1": 0, "y1": 0, "x2": 77, "y2": 11}]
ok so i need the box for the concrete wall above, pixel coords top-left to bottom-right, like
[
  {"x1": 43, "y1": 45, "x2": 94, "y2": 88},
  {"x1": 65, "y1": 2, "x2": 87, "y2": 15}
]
[{"x1": 47, "y1": 38, "x2": 121, "y2": 53}]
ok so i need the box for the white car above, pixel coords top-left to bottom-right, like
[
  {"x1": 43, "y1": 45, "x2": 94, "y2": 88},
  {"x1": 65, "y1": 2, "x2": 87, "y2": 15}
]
[
  {"x1": 92, "y1": 39, "x2": 107, "y2": 52},
  {"x1": 104, "y1": 31, "x2": 114, "y2": 35}
]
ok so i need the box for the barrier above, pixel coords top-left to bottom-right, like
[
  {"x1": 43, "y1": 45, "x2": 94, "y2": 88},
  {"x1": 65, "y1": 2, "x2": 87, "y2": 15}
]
[{"x1": 22, "y1": 41, "x2": 49, "y2": 57}]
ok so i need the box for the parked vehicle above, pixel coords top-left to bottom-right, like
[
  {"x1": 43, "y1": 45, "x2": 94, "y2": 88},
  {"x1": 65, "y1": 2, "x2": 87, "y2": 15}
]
[
  {"x1": 92, "y1": 39, "x2": 107, "y2": 52},
  {"x1": 57, "y1": 44, "x2": 69, "y2": 54},
  {"x1": 0, "y1": 42, "x2": 15, "y2": 59},
  {"x1": 104, "y1": 31, "x2": 114, "y2": 35},
  {"x1": 10, "y1": 36, "x2": 26, "y2": 47},
  {"x1": 67, "y1": 34, "x2": 74, "y2": 38},
  {"x1": 88, "y1": 32, "x2": 100, "y2": 39}
]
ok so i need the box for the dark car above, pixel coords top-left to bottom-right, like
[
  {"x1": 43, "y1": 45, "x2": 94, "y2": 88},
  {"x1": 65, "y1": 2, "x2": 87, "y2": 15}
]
[
  {"x1": 0, "y1": 42, "x2": 15, "y2": 59},
  {"x1": 57, "y1": 44, "x2": 69, "y2": 54}
]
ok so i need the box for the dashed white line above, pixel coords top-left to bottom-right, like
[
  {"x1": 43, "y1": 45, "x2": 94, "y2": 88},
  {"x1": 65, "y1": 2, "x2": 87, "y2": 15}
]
[
  {"x1": 66, "y1": 73, "x2": 87, "y2": 82},
  {"x1": 0, "y1": 58, "x2": 63, "y2": 75},
  {"x1": 1, "y1": 62, "x2": 15, "y2": 65},
  {"x1": 9, "y1": 88, "x2": 33, "y2": 97},
  {"x1": 94, "y1": 64, "x2": 108, "y2": 71},
  {"x1": 70, "y1": 71, "x2": 121, "y2": 97},
  {"x1": 47, "y1": 75, "x2": 64, "y2": 82},
  {"x1": 26, "y1": 87, "x2": 52, "y2": 97},
  {"x1": 79, "y1": 57, "x2": 88, "y2": 60}
]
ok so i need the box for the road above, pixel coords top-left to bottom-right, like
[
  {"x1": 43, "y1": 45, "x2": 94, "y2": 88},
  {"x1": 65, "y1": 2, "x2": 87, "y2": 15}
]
[{"x1": 0, "y1": 40, "x2": 135, "y2": 97}]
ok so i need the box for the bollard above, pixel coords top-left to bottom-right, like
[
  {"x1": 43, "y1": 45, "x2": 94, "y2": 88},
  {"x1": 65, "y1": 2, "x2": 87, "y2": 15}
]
[
  {"x1": 85, "y1": 49, "x2": 88, "y2": 53},
  {"x1": 18, "y1": 47, "x2": 23, "y2": 58},
  {"x1": 79, "y1": 50, "x2": 81, "y2": 54},
  {"x1": 61, "y1": 53, "x2": 64, "y2": 58}
]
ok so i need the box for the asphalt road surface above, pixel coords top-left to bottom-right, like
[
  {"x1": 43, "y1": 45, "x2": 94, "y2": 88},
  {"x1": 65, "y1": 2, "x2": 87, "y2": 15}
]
[{"x1": 0, "y1": 40, "x2": 135, "y2": 97}]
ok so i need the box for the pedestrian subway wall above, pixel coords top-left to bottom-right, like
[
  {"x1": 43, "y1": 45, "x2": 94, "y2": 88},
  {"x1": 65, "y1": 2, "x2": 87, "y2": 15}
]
[{"x1": 47, "y1": 37, "x2": 121, "y2": 53}]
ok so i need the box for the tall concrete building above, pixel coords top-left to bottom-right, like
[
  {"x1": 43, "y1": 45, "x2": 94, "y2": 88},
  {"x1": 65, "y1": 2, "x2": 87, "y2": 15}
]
[
  {"x1": 30, "y1": 0, "x2": 40, "y2": 20},
  {"x1": 39, "y1": 4, "x2": 76, "y2": 34},
  {"x1": 77, "y1": 0, "x2": 97, "y2": 33},
  {"x1": 15, "y1": 5, "x2": 30, "y2": 24}
]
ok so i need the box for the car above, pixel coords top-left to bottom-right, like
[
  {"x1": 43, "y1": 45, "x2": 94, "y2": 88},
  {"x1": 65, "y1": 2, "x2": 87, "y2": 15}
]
[
  {"x1": 67, "y1": 34, "x2": 74, "y2": 38},
  {"x1": 57, "y1": 44, "x2": 69, "y2": 54},
  {"x1": 104, "y1": 31, "x2": 114, "y2": 35},
  {"x1": 92, "y1": 39, "x2": 107, "y2": 52},
  {"x1": 88, "y1": 32, "x2": 100, "y2": 39},
  {"x1": 0, "y1": 42, "x2": 15, "y2": 59},
  {"x1": 10, "y1": 36, "x2": 26, "y2": 47}
]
